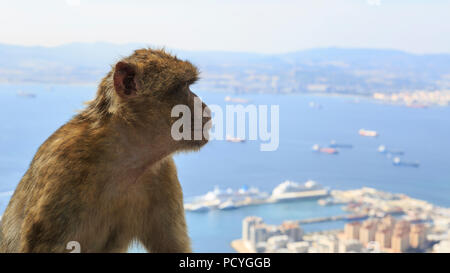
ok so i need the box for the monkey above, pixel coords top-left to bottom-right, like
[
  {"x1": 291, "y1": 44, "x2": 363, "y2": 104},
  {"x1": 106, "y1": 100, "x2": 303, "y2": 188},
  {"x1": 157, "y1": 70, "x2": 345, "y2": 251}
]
[{"x1": 0, "y1": 48, "x2": 211, "y2": 253}]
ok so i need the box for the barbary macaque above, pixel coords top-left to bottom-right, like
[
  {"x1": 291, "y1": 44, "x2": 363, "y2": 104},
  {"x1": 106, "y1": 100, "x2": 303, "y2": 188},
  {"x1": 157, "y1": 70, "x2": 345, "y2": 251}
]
[{"x1": 0, "y1": 49, "x2": 211, "y2": 253}]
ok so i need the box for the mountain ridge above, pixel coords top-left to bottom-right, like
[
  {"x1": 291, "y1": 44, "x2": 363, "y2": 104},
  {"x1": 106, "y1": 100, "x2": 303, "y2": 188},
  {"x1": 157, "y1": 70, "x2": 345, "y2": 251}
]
[{"x1": 1, "y1": 42, "x2": 449, "y2": 94}]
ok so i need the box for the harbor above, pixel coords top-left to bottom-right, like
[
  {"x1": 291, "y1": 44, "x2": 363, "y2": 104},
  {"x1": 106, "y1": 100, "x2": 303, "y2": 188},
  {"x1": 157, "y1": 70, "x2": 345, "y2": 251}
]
[
  {"x1": 184, "y1": 180, "x2": 330, "y2": 212},
  {"x1": 231, "y1": 187, "x2": 450, "y2": 253}
]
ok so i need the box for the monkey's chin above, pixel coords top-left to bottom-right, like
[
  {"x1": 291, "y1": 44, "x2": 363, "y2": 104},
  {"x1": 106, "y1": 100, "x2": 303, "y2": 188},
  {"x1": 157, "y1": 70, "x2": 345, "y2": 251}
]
[
  {"x1": 175, "y1": 128, "x2": 210, "y2": 152},
  {"x1": 177, "y1": 138, "x2": 209, "y2": 153}
]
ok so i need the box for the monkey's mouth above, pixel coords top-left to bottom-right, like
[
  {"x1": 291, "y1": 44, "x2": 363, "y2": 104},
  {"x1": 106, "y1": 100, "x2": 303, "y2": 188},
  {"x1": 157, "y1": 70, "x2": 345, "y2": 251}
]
[
  {"x1": 189, "y1": 117, "x2": 212, "y2": 136},
  {"x1": 190, "y1": 128, "x2": 210, "y2": 142}
]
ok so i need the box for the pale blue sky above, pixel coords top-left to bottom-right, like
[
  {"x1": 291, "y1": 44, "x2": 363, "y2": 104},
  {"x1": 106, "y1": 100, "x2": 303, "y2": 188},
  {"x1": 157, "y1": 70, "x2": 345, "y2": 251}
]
[{"x1": 1, "y1": 0, "x2": 449, "y2": 53}]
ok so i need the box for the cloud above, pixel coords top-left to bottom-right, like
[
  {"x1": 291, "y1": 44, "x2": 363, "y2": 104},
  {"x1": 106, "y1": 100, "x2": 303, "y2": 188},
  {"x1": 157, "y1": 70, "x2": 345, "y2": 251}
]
[{"x1": 66, "y1": 0, "x2": 81, "y2": 7}]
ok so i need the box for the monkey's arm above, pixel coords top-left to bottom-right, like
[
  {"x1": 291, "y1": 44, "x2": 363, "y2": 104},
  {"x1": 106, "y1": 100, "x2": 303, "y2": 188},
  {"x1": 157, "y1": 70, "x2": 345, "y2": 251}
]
[
  {"x1": 138, "y1": 157, "x2": 191, "y2": 253},
  {"x1": 18, "y1": 183, "x2": 82, "y2": 253},
  {"x1": 19, "y1": 212, "x2": 69, "y2": 252}
]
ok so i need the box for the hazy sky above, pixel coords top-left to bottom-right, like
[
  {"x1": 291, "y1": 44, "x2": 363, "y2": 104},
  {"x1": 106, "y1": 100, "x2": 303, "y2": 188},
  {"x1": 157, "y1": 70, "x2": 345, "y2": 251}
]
[{"x1": 1, "y1": 0, "x2": 450, "y2": 53}]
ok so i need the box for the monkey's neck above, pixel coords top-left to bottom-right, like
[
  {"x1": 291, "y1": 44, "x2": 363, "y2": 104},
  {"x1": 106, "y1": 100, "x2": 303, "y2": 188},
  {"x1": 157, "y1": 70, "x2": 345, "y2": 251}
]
[{"x1": 103, "y1": 120, "x2": 173, "y2": 185}]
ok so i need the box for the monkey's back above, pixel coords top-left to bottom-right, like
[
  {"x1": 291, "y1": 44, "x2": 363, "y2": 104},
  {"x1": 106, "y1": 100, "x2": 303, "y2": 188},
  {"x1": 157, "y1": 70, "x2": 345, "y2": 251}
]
[{"x1": 0, "y1": 116, "x2": 104, "y2": 252}]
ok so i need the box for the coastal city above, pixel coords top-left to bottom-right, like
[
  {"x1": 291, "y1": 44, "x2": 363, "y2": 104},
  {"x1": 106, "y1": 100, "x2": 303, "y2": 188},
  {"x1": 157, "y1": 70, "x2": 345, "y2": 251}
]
[
  {"x1": 227, "y1": 187, "x2": 450, "y2": 253},
  {"x1": 185, "y1": 181, "x2": 450, "y2": 253},
  {"x1": 1, "y1": 0, "x2": 450, "y2": 261},
  {"x1": 373, "y1": 90, "x2": 450, "y2": 107}
]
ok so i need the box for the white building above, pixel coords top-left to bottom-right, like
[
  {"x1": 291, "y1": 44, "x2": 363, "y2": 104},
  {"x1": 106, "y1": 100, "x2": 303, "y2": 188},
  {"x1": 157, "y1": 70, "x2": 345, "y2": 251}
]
[
  {"x1": 266, "y1": 235, "x2": 289, "y2": 252},
  {"x1": 242, "y1": 216, "x2": 264, "y2": 242},
  {"x1": 249, "y1": 224, "x2": 267, "y2": 249},
  {"x1": 287, "y1": 241, "x2": 310, "y2": 253},
  {"x1": 339, "y1": 239, "x2": 364, "y2": 253},
  {"x1": 315, "y1": 235, "x2": 339, "y2": 253},
  {"x1": 433, "y1": 239, "x2": 450, "y2": 253}
]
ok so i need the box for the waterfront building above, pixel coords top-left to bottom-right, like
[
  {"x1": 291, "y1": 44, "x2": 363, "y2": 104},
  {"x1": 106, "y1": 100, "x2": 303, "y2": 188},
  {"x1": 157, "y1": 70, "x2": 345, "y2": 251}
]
[
  {"x1": 395, "y1": 220, "x2": 411, "y2": 233},
  {"x1": 375, "y1": 226, "x2": 393, "y2": 249},
  {"x1": 255, "y1": 242, "x2": 267, "y2": 253},
  {"x1": 266, "y1": 235, "x2": 289, "y2": 252},
  {"x1": 242, "y1": 216, "x2": 264, "y2": 242},
  {"x1": 339, "y1": 239, "x2": 364, "y2": 253},
  {"x1": 287, "y1": 241, "x2": 309, "y2": 253},
  {"x1": 390, "y1": 219, "x2": 412, "y2": 252},
  {"x1": 265, "y1": 225, "x2": 282, "y2": 239},
  {"x1": 280, "y1": 221, "x2": 303, "y2": 242},
  {"x1": 344, "y1": 222, "x2": 361, "y2": 241},
  {"x1": 243, "y1": 216, "x2": 306, "y2": 251},
  {"x1": 410, "y1": 224, "x2": 426, "y2": 249},
  {"x1": 392, "y1": 229, "x2": 410, "y2": 253},
  {"x1": 382, "y1": 215, "x2": 396, "y2": 229},
  {"x1": 249, "y1": 223, "x2": 267, "y2": 249},
  {"x1": 360, "y1": 220, "x2": 378, "y2": 245},
  {"x1": 315, "y1": 235, "x2": 339, "y2": 253}
]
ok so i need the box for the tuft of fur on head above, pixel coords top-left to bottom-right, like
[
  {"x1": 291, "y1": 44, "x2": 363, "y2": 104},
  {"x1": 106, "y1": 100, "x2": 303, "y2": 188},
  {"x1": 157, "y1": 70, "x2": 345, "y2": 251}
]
[{"x1": 81, "y1": 48, "x2": 199, "y2": 126}]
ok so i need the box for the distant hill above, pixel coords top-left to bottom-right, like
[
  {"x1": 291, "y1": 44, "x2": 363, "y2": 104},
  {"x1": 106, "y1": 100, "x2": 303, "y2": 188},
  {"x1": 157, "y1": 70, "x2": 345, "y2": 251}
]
[{"x1": 1, "y1": 43, "x2": 449, "y2": 95}]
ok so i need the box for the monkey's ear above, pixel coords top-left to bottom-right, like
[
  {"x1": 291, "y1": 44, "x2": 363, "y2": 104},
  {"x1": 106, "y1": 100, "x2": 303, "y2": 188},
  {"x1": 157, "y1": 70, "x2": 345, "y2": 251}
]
[{"x1": 113, "y1": 62, "x2": 137, "y2": 98}]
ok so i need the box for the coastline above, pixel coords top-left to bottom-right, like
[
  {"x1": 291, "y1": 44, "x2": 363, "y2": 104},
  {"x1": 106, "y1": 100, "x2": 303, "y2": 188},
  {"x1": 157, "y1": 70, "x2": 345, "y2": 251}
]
[
  {"x1": 3, "y1": 81, "x2": 448, "y2": 108},
  {"x1": 229, "y1": 186, "x2": 450, "y2": 253}
]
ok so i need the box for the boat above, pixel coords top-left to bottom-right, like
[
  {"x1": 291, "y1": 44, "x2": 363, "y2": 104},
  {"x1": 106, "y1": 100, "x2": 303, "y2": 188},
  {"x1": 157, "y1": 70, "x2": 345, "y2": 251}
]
[
  {"x1": 318, "y1": 198, "x2": 333, "y2": 206},
  {"x1": 17, "y1": 90, "x2": 36, "y2": 98},
  {"x1": 185, "y1": 180, "x2": 331, "y2": 211},
  {"x1": 359, "y1": 129, "x2": 378, "y2": 137},
  {"x1": 226, "y1": 135, "x2": 246, "y2": 143},
  {"x1": 320, "y1": 147, "x2": 338, "y2": 154},
  {"x1": 378, "y1": 145, "x2": 404, "y2": 155},
  {"x1": 218, "y1": 200, "x2": 237, "y2": 210},
  {"x1": 270, "y1": 180, "x2": 329, "y2": 202},
  {"x1": 184, "y1": 204, "x2": 210, "y2": 212},
  {"x1": 224, "y1": 96, "x2": 249, "y2": 104},
  {"x1": 392, "y1": 157, "x2": 420, "y2": 168},
  {"x1": 309, "y1": 102, "x2": 322, "y2": 109},
  {"x1": 312, "y1": 144, "x2": 338, "y2": 154},
  {"x1": 184, "y1": 185, "x2": 269, "y2": 211},
  {"x1": 378, "y1": 145, "x2": 387, "y2": 153},
  {"x1": 329, "y1": 140, "x2": 353, "y2": 149}
]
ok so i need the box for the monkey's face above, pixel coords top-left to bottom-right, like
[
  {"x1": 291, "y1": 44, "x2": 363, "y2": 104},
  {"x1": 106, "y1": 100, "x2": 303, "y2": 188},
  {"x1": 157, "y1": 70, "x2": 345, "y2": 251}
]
[
  {"x1": 112, "y1": 57, "x2": 211, "y2": 154},
  {"x1": 164, "y1": 83, "x2": 211, "y2": 151}
]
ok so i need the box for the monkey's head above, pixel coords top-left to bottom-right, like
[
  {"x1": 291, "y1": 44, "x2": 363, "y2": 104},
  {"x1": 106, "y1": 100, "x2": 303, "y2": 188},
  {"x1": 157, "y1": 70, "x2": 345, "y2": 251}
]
[{"x1": 92, "y1": 48, "x2": 211, "y2": 154}]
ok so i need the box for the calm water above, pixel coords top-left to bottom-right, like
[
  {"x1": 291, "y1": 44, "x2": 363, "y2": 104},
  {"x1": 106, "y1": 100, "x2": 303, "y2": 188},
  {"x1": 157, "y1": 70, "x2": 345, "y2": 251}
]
[{"x1": 1, "y1": 83, "x2": 450, "y2": 252}]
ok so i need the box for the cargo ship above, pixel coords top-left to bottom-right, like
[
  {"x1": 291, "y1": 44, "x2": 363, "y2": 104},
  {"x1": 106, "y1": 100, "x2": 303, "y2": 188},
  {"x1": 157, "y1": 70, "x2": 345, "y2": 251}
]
[
  {"x1": 359, "y1": 129, "x2": 379, "y2": 137},
  {"x1": 378, "y1": 145, "x2": 404, "y2": 155},
  {"x1": 393, "y1": 157, "x2": 420, "y2": 168},
  {"x1": 329, "y1": 140, "x2": 353, "y2": 149},
  {"x1": 226, "y1": 135, "x2": 246, "y2": 143},
  {"x1": 224, "y1": 96, "x2": 249, "y2": 104},
  {"x1": 312, "y1": 144, "x2": 338, "y2": 154},
  {"x1": 17, "y1": 90, "x2": 36, "y2": 98}
]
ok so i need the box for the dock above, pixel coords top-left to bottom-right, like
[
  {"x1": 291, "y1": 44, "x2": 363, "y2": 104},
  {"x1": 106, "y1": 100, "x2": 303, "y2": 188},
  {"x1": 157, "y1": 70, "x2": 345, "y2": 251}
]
[{"x1": 298, "y1": 214, "x2": 349, "y2": 224}]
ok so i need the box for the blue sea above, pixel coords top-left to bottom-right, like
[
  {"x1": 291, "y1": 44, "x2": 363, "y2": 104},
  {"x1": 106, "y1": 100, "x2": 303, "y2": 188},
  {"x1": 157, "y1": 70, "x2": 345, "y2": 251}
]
[{"x1": 1, "y1": 83, "x2": 450, "y2": 252}]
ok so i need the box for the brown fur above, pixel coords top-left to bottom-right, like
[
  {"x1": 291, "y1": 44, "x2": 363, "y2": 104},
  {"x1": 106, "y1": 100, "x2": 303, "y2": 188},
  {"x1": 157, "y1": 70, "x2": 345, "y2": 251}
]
[{"x1": 0, "y1": 48, "x2": 210, "y2": 253}]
